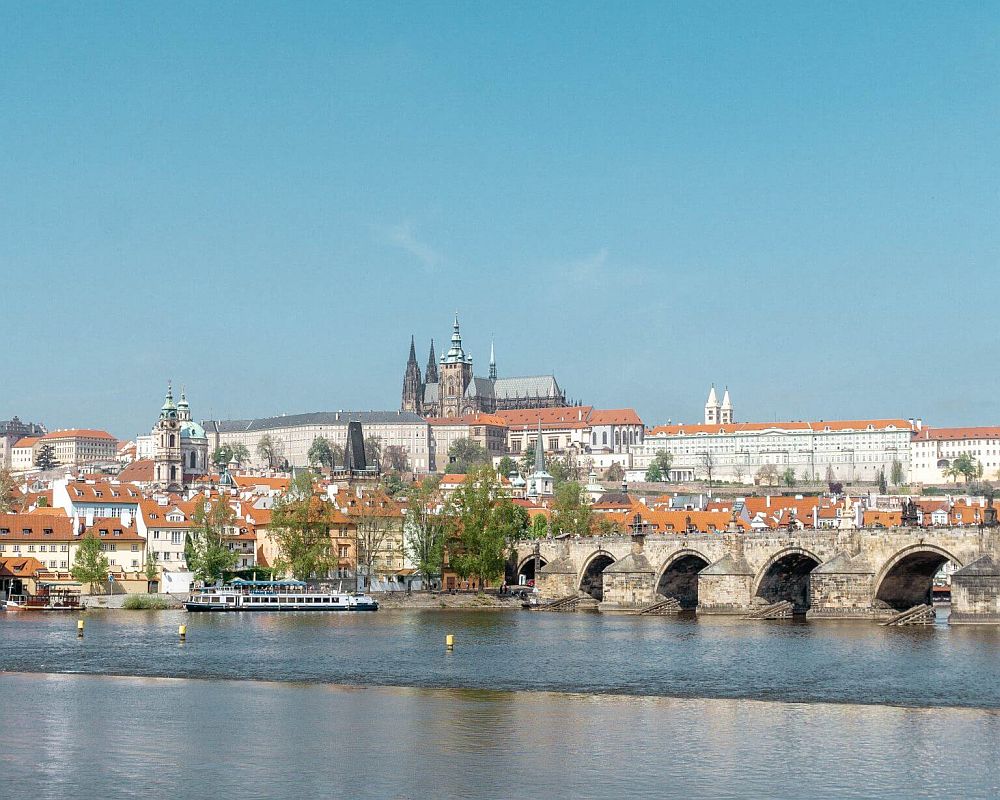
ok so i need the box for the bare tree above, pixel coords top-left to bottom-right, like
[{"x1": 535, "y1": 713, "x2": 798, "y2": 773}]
[
  {"x1": 700, "y1": 452, "x2": 716, "y2": 493},
  {"x1": 351, "y1": 490, "x2": 400, "y2": 591}
]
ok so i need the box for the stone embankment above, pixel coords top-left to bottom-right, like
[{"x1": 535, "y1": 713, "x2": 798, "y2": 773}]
[
  {"x1": 87, "y1": 593, "x2": 185, "y2": 610},
  {"x1": 375, "y1": 592, "x2": 520, "y2": 610}
]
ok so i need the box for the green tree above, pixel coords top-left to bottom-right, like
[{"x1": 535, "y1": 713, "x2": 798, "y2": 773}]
[
  {"x1": 308, "y1": 436, "x2": 337, "y2": 469},
  {"x1": 0, "y1": 467, "x2": 18, "y2": 513},
  {"x1": 72, "y1": 532, "x2": 110, "y2": 594},
  {"x1": 876, "y1": 467, "x2": 888, "y2": 494},
  {"x1": 647, "y1": 451, "x2": 673, "y2": 482},
  {"x1": 890, "y1": 459, "x2": 905, "y2": 487},
  {"x1": 550, "y1": 481, "x2": 592, "y2": 537},
  {"x1": 230, "y1": 443, "x2": 251, "y2": 467},
  {"x1": 270, "y1": 472, "x2": 337, "y2": 580},
  {"x1": 382, "y1": 472, "x2": 404, "y2": 496},
  {"x1": 404, "y1": 478, "x2": 445, "y2": 586},
  {"x1": 497, "y1": 455, "x2": 516, "y2": 478},
  {"x1": 256, "y1": 435, "x2": 280, "y2": 469},
  {"x1": 645, "y1": 463, "x2": 663, "y2": 482},
  {"x1": 548, "y1": 456, "x2": 571, "y2": 487},
  {"x1": 782, "y1": 467, "x2": 796, "y2": 487},
  {"x1": 446, "y1": 465, "x2": 526, "y2": 586},
  {"x1": 445, "y1": 438, "x2": 491, "y2": 474},
  {"x1": 596, "y1": 515, "x2": 624, "y2": 536},
  {"x1": 143, "y1": 549, "x2": 158, "y2": 584},
  {"x1": 35, "y1": 443, "x2": 58, "y2": 471},
  {"x1": 187, "y1": 499, "x2": 239, "y2": 582},
  {"x1": 951, "y1": 453, "x2": 982, "y2": 484},
  {"x1": 529, "y1": 514, "x2": 549, "y2": 538},
  {"x1": 211, "y1": 444, "x2": 234, "y2": 469}
]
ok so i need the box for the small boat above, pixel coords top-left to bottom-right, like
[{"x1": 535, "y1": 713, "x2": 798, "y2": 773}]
[
  {"x1": 2, "y1": 583, "x2": 85, "y2": 612},
  {"x1": 185, "y1": 578, "x2": 379, "y2": 612}
]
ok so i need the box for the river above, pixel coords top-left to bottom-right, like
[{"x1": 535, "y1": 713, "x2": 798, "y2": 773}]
[{"x1": 2, "y1": 609, "x2": 999, "y2": 798}]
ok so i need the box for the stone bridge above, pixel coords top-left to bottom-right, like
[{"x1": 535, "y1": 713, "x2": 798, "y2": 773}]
[{"x1": 511, "y1": 527, "x2": 1000, "y2": 623}]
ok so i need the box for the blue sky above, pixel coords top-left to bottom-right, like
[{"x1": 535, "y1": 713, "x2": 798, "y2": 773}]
[{"x1": 2, "y1": 2, "x2": 997, "y2": 438}]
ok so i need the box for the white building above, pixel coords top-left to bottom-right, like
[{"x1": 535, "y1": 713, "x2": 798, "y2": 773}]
[
  {"x1": 910, "y1": 426, "x2": 1000, "y2": 484},
  {"x1": 204, "y1": 411, "x2": 432, "y2": 472},
  {"x1": 632, "y1": 418, "x2": 915, "y2": 485}
]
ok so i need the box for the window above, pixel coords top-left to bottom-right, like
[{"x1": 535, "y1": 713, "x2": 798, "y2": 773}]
[{"x1": 131, "y1": 544, "x2": 138, "y2": 552}]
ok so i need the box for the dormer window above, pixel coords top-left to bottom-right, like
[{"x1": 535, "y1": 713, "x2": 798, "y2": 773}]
[
  {"x1": 114, "y1": 529, "x2": 122, "y2": 536},
  {"x1": 99, "y1": 529, "x2": 108, "y2": 536},
  {"x1": 22, "y1": 528, "x2": 30, "y2": 535},
  {"x1": 43, "y1": 529, "x2": 52, "y2": 536}
]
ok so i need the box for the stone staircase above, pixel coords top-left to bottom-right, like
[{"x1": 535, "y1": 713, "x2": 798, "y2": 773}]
[
  {"x1": 743, "y1": 600, "x2": 795, "y2": 619},
  {"x1": 537, "y1": 594, "x2": 600, "y2": 612},
  {"x1": 880, "y1": 604, "x2": 936, "y2": 626},
  {"x1": 633, "y1": 597, "x2": 683, "y2": 615}
]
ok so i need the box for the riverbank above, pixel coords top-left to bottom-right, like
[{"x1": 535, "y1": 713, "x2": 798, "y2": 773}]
[{"x1": 374, "y1": 591, "x2": 521, "y2": 610}]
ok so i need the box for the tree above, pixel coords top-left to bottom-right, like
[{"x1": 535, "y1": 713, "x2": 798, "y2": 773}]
[
  {"x1": 256, "y1": 435, "x2": 281, "y2": 470},
  {"x1": 0, "y1": 467, "x2": 18, "y2": 513},
  {"x1": 308, "y1": 437, "x2": 337, "y2": 469},
  {"x1": 550, "y1": 482, "x2": 592, "y2": 537},
  {"x1": 756, "y1": 463, "x2": 779, "y2": 486},
  {"x1": 270, "y1": 472, "x2": 337, "y2": 580},
  {"x1": 187, "y1": 499, "x2": 239, "y2": 582},
  {"x1": 700, "y1": 452, "x2": 716, "y2": 491},
  {"x1": 782, "y1": 467, "x2": 796, "y2": 487},
  {"x1": 404, "y1": 478, "x2": 445, "y2": 586},
  {"x1": 825, "y1": 464, "x2": 835, "y2": 484},
  {"x1": 645, "y1": 463, "x2": 663, "y2": 482},
  {"x1": 72, "y1": 532, "x2": 109, "y2": 594},
  {"x1": 829, "y1": 481, "x2": 844, "y2": 495},
  {"x1": 445, "y1": 438, "x2": 490, "y2": 474},
  {"x1": 650, "y1": 451, "x2": 673, "y2": 481},
  {"x1": 364, "y1": 436, "x2": 383, "y2": 469},
  {"x1": 35, "y1": 443, "x2": 58, "y2": 471},
  {"x1": 604, "y1": 462, "x2": 624, "y2": 482},
  {"x1": 383, "y1": 445, "x2": 409, "y2": 473},
  {"x1": 890, "y1": 459, "x2": 905, "y2": 487},
  {"x1": 382, "y1": 472, "x2": 404, "y2": 496},
  {"x1": 529, "y1": 514, "x2": 549, "y2": 539},
  {"x1": 596, "y1": 515, "x2": 624, "y2": 536},
  {"x1": 951, "y1": 453, "x2": 982, "y2": 484},
  {"x1": 230, "y1": 443, "x2": 251, "y2": 467},
  {"x1": 497, "y1": 455, "x2": 516, "y2": 478},
  {"x1": 548, "y1": 457, "x2": 572, "y2": 487},
  {"x1": 876, "y1": 467, "x2": 888, "y2": 494},
  {"x1": 144, "y1": 549, "x2": 158, "y2": 584},
  {"x1": 354, "y1": 490, "x2": 399, "y2": 590},
  {"x1": 732, "y1": 462, "x2": 746, "y2": 484},
  {"x1": 211, "y1": 444, "x2": 234, "y2": 469},
  {"x1": 446, "y1": 465, "x2": 526, "y2": 587}
]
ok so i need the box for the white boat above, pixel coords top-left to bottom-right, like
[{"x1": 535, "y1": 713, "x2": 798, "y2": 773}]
[{"x1": 185, "y1": 579, "x2": 378, "y2": 612}]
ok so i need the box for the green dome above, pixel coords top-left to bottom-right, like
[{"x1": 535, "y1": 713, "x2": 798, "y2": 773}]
[{"x1": 180, "y1": 420, "x2": 206, "y2": 440}]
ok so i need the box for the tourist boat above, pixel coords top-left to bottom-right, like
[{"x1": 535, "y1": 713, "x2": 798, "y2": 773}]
[
  {"x1": 2, "y1": 583, "x2": 85, "y2": 612},
  {"x1": 185, "y1": 579, "x2": 379, "y2": 612}
]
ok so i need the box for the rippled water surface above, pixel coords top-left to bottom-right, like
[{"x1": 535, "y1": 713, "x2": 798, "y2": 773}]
[{"x1": 2, "y1": 608, "x2": 1000, "y2": 707}]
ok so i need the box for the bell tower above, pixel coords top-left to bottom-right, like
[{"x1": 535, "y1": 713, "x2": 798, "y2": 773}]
[
  {"x1": 154, "y1": 382, "x2": 183, "y2": 491},
  {"x1": 439, "y1": 314, "x2": 473, "y2": 418}
]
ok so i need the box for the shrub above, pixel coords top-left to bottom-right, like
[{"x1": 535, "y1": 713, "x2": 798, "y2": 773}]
[{"x1": 121, "y1": 595, "x2": 173, "y2": 610}]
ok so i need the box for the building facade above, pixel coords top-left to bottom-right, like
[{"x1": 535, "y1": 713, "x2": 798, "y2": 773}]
[
  {"x1": 37, "y1": 429, "x2": 117, "y2": 468},
  {"x1": 204, "y1": 411, "x2": 432, "y2": 472},
  {"x1": 426, "y1": 413, "x2": 509, "y2": 472},
  {"x1": 401, "y1": 316, "x2": 569, "y2": 418},
  {"x1": 151, "y1": 385, "x2": 209, "y2": 490},
  {"x1": 631, "y1": 419, "x2": 915, "y2": 484},
  {"x1": 910, "y1": 426, "x2": 1000, "y2": 484},
  {"x1": 0, "y1": 418, "x2": 45, "y2": 468}
]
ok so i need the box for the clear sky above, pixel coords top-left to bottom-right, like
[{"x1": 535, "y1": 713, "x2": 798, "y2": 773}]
[{"x1": 2, "y1": 2, "x2": 997, "y2": 439}]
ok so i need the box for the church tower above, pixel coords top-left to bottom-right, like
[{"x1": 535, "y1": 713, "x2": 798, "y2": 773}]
[
  {"x1": 704, "y1": 385, "x2": 721, "y2": 425},
  {"x1": 401, "y1": 335, "x2": 423, "y2": 414},
  {"x1": 425, "y1": 339, "x2": 438, "y2": 385},
  {"x1": 720, "y1": 387, "x2": 734, "y2": 424},
  {"x1": 439, "y1": 314, "x2": 473, "y2": 418},
  {"x1": 154, "y1": 383, "x2": 183, "y2": 491},
  {"x1": 489, "y1": 338, "x2": 497, "y2": 381}
]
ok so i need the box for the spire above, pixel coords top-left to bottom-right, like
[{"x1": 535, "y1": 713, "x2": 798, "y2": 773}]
[
  {"x1": 160, "y1": 381, "x2": 177, "y2": 420},
  {"x1": 177, "y1": 385, "x2": 191, "y2": 421},
  {"x1": 425, "y1": 339, "x2": 438, "y2": 384},
  {"x1": 489, "y1": 337, "x2": 497, "y2": 380},
  {"x1": 707, "y1": 385, "x2": 719, "y2": 406},
  {"x1": 407, "y1": 335, "x2": 417, "y2": 365},
  {"x1": 534, "y1": 420, "x2": 545, "y2": 473},
  {"x1": 443, "y1": 313, "x2": 470, "y2": 364},
  {"x1": 721, "y1": 387, "x2": 732, "y2": 410}
]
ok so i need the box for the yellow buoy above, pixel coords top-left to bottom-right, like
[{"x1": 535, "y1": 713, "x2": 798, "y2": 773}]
[
  {"x1": 76, "y1": 619, "x2": 84, "y2": 637},
  {"x1": 178, "y1": 624, "x2": 187, "y2": 642},
  {"x1": 445, "y1": 633, "x2": 454, "y2": 649}
]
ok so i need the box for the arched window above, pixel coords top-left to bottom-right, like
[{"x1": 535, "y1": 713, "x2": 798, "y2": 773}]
[
  {"x1": 169, "y1": 434, "x2": 176, "y2": 448},
  {"x1": 169, "y1": 466, "x2": 176, "y2": 481},
  {"x1": 602, "y1": 432, "x2": 607, "y2": 445}
]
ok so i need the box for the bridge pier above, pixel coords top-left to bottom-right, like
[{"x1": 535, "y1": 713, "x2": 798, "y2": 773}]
[
  {"x1": 950, "y1": 556, "x2": 1000, "y2": 624},
  {"x1": 696, "y1": 553, "x2": 754, "y2": 614},
  {"x1": 599, "y1": 537, "x2": 656, "y2": 612},
  {"x1": 536, "y1": 553, "x2": 579, "y2": 601},
  {"x1": 807, "y1": 552, "x2": 876, "y2": 619}
]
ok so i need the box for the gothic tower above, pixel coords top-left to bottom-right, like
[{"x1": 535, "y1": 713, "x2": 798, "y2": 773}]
[
  {"x1": 154, "y1": 382, "x2": 183, "y2": 491},
  {"x1": 425, "y1": 339, "x2": 438, "y2": 385},
  {"x1": 401, "y1": 335, "x2": 423, "y2": 414},
  {"x1": 489, "y1": 338, "x2": 497, "y2": 381},
  {"x1": 439, "y1": 314, "x2": 473, "y2": 418}
]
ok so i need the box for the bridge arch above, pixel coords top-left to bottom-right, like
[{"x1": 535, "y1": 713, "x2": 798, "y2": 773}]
[
  {"x1": 655, "y1": 549, "x2": 711, "y2": 609},
  {"x1": 579, "y1": 550, "x2": 616, "y2": 601},
  {"x1": 753, "y1": 546, "x2": 823, "y2": 613},
  {"x1": 515, "y1": 554, "x2": 547, "y2": 583},
  {"x1": 874, "y1": 544, "x2": 963, "y2": 612}
]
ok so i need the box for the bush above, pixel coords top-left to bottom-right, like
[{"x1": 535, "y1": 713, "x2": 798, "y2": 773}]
[{"x1": 121, "y1": 595, "x2": 174, "y2": 610}]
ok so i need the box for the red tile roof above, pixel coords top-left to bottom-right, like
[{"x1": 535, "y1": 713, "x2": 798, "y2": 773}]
[
  {"x1": 913, "y1": 427, "x2": 1000, "y2": 441},
  {"x1": 40, "y1": 429, "x2": 116, "y2": 441},
  {"x1": 648, "y1": 419, "x2": 913, "y2": 436}
]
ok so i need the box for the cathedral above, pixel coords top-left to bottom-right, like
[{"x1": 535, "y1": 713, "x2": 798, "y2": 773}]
[
  {"x1": 152, "y1": 383, "x2": 209, "y2": 490},
  {"x1": 401, "y1": 316, "x2": 569, "y2": 418}
]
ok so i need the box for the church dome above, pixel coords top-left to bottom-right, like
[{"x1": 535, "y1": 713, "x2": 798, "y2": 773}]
[{"x1": 180, "y1": 420, "x2": 206, "y2": 440}]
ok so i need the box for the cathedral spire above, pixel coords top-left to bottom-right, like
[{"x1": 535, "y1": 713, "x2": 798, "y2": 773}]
[
  {"x1": 489, "y1": 337, "x2": 497, "y2": 380},
  {"x1": 444, "y1": 313, "x2": 470, "y2": 364},
  {"x1": 425, "y1": 339, "x2": 438, "y2": 384},
  {"x1": 407, "y1": 334, "x2": 418, "y2": 365}
]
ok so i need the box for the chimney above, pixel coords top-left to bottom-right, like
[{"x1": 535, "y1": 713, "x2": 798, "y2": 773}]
[
  {"x1": 916, "y1": 418, "x2": 923, "y2": 431},
  {"x1": 766, "y1": 495, "x2": 771, "y2": 508}
]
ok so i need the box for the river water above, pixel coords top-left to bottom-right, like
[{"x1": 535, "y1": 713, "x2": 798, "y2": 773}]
[{"x1": 2, "y1": 609, "x2": 1000, "y2": 798}]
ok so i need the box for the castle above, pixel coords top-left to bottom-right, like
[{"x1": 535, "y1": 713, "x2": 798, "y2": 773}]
[{"x1": 401, "y1": 316, "x2": 569, "y2": 418}]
